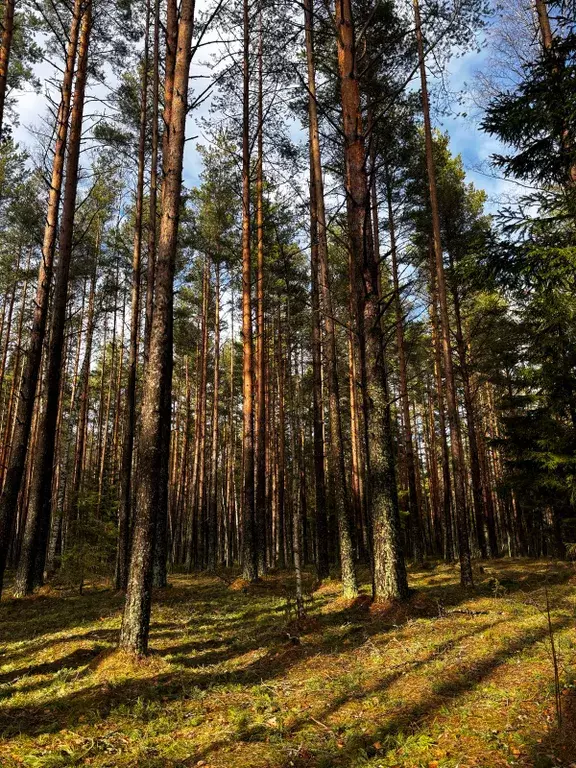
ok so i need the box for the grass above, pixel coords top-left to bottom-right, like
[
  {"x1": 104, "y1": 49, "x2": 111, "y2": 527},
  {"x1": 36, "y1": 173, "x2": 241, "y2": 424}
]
[{"x1": 1, "y1": 559, "x2": 576, "y2": 767}]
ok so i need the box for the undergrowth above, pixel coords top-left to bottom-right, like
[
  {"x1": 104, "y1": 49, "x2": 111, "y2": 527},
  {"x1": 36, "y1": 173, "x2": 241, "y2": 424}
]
[{"x1": 1, "y1": 559, "x2": 575, "y2": 767}]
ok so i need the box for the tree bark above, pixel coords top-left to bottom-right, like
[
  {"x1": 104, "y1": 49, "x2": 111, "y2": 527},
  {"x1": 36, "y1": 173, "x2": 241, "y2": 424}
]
[
  {"x1": 14, "y1": 0, "x2": 92, "y2": 596},
  {"x1": 0, "y1": 0, "x2": 82, "y2": 596},
  {"x1": 334, "y1": 0, "x2": 407, "y2": 601},
  {"x1": 304, "y1": 2, "x2": 329, "y2": 579},
  {"x1": 118, "y1": 0, "x2": 195, "y2": 654},
  {"x1": 0, "y1": 0, "x2": 15, "y2": 136},
  {"x1": 306, "y1": 0, "x2": 356, "y2": 594},
  {"x1": 309, "y1": 161, "x2": 330, "y2": 580},
  {"x1": 414, "y1": 0, "x2": 473, "y2": 586},
  {"x1": 144, "y1": 0, "x2": 160, "y2": 363},
  {"x1": 240, "y1": 0, "x2": 256, "y2": 582},
  {"x1": 116, "y1": 3, "x2": 150, "y2": 590},
  {"x1": 152, "y1": 0, "x2": 177, "y2": 589}
]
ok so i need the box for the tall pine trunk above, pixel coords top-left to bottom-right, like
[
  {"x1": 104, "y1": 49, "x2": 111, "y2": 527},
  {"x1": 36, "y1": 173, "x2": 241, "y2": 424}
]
[
  {"x1": 0, "y1": 0, "x2": 83, "y2": 596},
  {"x1": 334, "y1": 0, "x2": 408, "y2": 601},
  {"x1": 241, "y1": 0, "x2": 256, "y2": 582},
  {"x1": 306, "y1": 0, "x2": 355, "y2": 594},
  {"x1": 14, "y1": 0, "x2": 92, "y2": 596},
  {"x1": 0, "y1": 0, "x2": 15, "y2": 136},
  {"x1": 68, "y1": 249, "x2": 98, "y2": 528},
  {"x1": 144, "y1": 0, "x2": 160, "y2": 362},
  {"x1": 207, "y1": 263, "x2": 220, "y2": 569},
  {"x1": 116, "y1": 5, "x2": 150, "y2": 590},
  {"x1": 254, "y1": 11, "x2": 266, "y2": 576},
  {"x1": 384, "y1": 165, "x2": 423, "y2": 564},
  {"x1": 118, "y1": 0, "x2": 195, "y2": 654},
  {"x1": 304, "y1": 0, "x2": 329, "y2": 580},
  {"x1": 414, "y1": 0, "x2": 473, "y2": 586},
  {"x1": 149, "y1": 0, "x2": 177, "y2": 590},
  {"x1": 449, "y1": 270, "x2": 491, "y2": 558}
]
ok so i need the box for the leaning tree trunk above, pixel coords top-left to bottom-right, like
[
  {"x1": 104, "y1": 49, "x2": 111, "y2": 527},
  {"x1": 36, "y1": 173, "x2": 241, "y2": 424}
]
[
  {"x1": 13, "y1": 0, "x2": 92, "y2": 597},
  {"x1": 0, "y1": 0, "x2": 15, "y2": 137},
  {"x1": 118, "y1": 0, "x2": 195, "y2": 655},
  {"x1": 0, "y1": 0, "x2": 82, "y2": 597}
]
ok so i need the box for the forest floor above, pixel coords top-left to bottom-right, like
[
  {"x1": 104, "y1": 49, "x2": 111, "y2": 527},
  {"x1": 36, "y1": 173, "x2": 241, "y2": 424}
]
[{"x1": 1, "y1": 560, "x2": 576, "y2": 768}]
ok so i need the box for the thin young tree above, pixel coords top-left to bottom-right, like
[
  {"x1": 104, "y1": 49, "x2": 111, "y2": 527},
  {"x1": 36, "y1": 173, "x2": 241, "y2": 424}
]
[{"x1": 413, "y1": 0, "x2": 473, "y2": 587}]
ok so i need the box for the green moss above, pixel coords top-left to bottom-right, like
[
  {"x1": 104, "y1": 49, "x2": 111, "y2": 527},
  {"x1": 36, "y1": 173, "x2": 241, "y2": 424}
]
[{"x1": 0, "y1": 562, "x2": 575, "y2": 767}]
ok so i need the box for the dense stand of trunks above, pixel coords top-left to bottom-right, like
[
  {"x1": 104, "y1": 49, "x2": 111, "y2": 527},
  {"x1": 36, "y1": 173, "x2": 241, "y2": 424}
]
[{"x1": 0, "y1": 0, "x2": 570, "y2": 654}]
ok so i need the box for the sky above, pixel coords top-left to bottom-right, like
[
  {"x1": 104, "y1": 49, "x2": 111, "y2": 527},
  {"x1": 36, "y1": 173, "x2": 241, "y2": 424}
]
[
  {"x1": 434, "y1": 45, "x2": 521, "y2": 214},
  {"x1": 10, "y1": 3, "x2": 520, "y2": 219}
]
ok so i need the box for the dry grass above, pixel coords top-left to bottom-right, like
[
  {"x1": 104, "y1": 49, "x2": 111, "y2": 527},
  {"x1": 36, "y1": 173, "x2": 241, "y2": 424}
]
[{"x1": 1, "y1": 559, "x2": 576, "y2": 767}]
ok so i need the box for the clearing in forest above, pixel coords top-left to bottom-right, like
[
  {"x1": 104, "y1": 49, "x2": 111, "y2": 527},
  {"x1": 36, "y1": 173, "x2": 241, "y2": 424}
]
[{"x1": 1, "y1": 559, "x2": 576, "y2": 768}]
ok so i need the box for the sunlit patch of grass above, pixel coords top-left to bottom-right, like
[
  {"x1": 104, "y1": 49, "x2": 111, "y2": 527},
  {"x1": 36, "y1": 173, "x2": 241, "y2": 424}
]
[{"x1": 0, "y1": 560, "x2": 576, "y2": 766}]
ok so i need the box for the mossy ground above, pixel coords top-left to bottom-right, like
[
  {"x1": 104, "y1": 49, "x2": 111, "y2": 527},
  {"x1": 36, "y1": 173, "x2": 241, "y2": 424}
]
[{"x1": 1, "y1": 559, "x2": 576, "y2": 767}]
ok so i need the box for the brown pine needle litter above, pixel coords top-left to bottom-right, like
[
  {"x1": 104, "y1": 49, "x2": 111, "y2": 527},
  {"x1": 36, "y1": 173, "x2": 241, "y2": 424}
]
[{"x1": 1, "y1": 559, "x2": 576, "y2": 767}]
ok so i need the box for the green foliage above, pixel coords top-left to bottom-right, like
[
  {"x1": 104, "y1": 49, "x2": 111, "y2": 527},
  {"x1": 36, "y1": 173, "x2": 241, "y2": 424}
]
[
  {"x1": 481, "y1": 15, "x2": 576, "y2": 236},
  {"x1": 59, "y1": 497, "x2": 117, "y2": 592},
  {"x1": 482, "y1": 35, "x2": 576, "y2": 189}
]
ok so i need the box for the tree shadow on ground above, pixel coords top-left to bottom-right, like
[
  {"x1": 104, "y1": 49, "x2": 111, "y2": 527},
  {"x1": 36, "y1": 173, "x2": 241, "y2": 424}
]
[
  {"x1": 0, "y1": 560, "x2": 573, "y2": 759},
  {"x1": 523, "y1": 689, "x2": 576, "y2": 768},
  {"x1": 413, "y1": 558, "x2": 575, "y2": 605},
  {"x1": 0, "y1": 646, "x2": 107, "y2": 686},
  {"x1": 264, "y1": 616, "x2": 575, "y2": 768},
  {"x1": 0, "y1": 587, "x2": 125, "y2": 644},
  {"x1": 0, "y1": 596, "x2": 532, "y2": 742}
]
